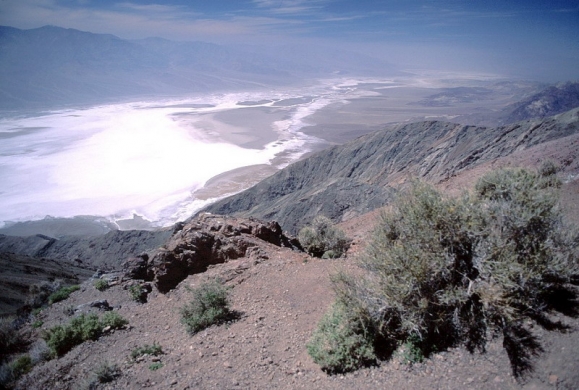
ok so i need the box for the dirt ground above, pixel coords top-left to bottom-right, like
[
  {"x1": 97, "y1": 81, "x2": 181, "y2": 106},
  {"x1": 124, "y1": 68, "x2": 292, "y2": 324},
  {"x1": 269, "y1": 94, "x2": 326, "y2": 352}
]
[{"x1": 16, "y1": 208, "x2": 579, "y2": 389}]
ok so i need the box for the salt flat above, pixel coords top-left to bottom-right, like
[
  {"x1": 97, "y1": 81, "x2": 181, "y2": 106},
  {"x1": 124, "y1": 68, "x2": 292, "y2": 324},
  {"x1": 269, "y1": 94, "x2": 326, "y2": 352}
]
[{"x1": 0, "y1": 74, "x2": 539, "y2": 234}]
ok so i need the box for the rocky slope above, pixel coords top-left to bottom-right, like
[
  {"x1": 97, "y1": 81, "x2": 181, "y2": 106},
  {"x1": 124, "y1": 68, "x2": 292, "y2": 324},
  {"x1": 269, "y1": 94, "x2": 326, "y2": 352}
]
[
  {"x1": 502, "y1": 82, "x2": 579, "y2": 124},
  {"x1": 202, "y1": 108, "x2": 579, "y2": 234}
]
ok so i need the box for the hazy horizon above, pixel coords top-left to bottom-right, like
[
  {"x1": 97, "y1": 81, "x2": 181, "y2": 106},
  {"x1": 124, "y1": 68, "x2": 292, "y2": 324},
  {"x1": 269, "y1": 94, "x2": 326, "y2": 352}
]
[{"x1": 1, "y1": 1, "x2": 578, "y2": 82}]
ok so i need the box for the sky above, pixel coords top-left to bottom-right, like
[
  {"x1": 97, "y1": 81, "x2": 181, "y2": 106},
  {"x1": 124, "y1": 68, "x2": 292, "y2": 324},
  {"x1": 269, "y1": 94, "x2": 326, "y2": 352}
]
[{"x1": 0, "y1": 0, "x2": 578, "y2": 80}]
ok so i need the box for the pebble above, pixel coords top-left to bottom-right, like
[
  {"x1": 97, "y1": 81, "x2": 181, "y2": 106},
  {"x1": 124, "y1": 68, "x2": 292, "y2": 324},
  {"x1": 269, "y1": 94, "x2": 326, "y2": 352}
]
[{"x1": 224, "y1": 361, "x2": 232, "y2": 368}]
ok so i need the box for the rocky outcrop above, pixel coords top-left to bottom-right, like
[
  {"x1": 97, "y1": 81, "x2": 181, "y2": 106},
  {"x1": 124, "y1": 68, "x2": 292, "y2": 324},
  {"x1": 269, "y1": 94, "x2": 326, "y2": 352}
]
[
  {"x1": 149, "y1": 214, "x2": 299, "y2": 292},
  {"x1": 202, "y1": 108, "x2": 579, "y2": 234}
]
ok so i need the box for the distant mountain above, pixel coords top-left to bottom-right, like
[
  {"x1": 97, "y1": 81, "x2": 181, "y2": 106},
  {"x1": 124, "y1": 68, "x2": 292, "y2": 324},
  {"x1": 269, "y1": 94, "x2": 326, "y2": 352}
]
[
  {"x1": 501, "y1": 82, "x2": 579, "y2": 124},
  {"x1": 0, "y1": 25, "x2": 398, "y2": 110},
  {"x1": 201, "y1": 108, "x2": 579, "y2": 234}
]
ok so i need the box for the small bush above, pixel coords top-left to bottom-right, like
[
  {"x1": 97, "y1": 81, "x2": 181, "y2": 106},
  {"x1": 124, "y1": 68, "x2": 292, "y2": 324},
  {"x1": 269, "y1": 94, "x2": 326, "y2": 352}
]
[
  {"x1": 28, "y1": 340, "x2": 51, "y2": 364},
  {"x1": 306, "y1": 302, "x2": 376, "y2": 373},
  {"x1": 43, "y1": 311, "x2": 128, "y2": 357},
  {"x1": 93, "y1": 279, "x2": 109, "y2": 291},
  {"x1": 180, "y1": 280, "x2": 230, "y2": 335},
  {"x1": 48, "y1": 285, "x2": 80, "y2": 304},
  {"x1": 298, "y1": 216, "x2": 350, "y2": 258},
  {"x1": 0, "y1": 355, "x2": 33, "y2": 387},
  {"x1": 129, "y1": 285, "x2": 145, "y2": 303},
  {"x1": 9, "y1": 355, "x2": 32, "y2": 378},
  {"x1": 93, "y1": 361, "x2": 120, "y2": 383},
  {"x1": 31, "y1": 320, "x2": 43, "y2": 329},
  {"x1": 148, "y1": 362, "x2": 163, "y2": 371},
  {"x1": 27, "y1": 281, "x2": 60, "y2": 308},
  {"x1": 101, "y1": 311, "x2": 128, "y2": 329},
  {"x1": 82, "y1": 361, "x2": 120, "y2": 389},
  {"x1": 131, "y1": 342, "x2": 163, "y2": 360},
  {"x1": 0, "y1": 316, "x2": 21, "y2": 359}
]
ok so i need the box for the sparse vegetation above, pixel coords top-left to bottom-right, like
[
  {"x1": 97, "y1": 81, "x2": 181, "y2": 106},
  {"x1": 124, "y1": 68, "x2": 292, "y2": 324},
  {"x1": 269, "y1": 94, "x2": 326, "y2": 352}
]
[
  {"x1": 48, "y1": 285, "x2": 80, "y2": 305},
  {"x1": 26, "y1": 281, "x2": 60, "y2": 309},
  {"x1": 93, "y1": 279, "x2": 110, "y2": 291},
  {"x1": 129, "y1": 284, "x2": 146, "y2": 303},
  {"x1": 82, "y1": 361, "x2": 120, "y2": 389},
  {"x1": 298, "y1": 215, "x2": 350, "y2": 258},
  {"x1": 180, "y1": 280, "x2": 231, "y2": 335},
  {"x1": 42, "y1": 311, "x2": 128, "y2": 357},
  {"x1": 148, "y1": 362, "x2": 163, "y2": 371},
  {"x1": 0, "y1": 316, "x2": 21, "y2": 360},
  {"x1": 130, "y1": 342, "x2": 163, "y2": 361},
  {"x1": 310, "y1": 167, "x2": 578, "y2": 375}
]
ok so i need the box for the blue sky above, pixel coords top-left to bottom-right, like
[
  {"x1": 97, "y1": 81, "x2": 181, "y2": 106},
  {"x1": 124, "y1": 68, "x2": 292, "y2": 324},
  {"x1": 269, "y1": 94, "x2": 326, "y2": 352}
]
[{"x1": 1, "y1": 0, "x2": 578, "y2": 80}]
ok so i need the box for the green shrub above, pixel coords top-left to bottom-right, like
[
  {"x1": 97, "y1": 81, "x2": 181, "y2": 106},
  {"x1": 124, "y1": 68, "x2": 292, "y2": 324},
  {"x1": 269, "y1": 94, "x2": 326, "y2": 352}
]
[
  {"x1": 93, "y1": 279, "x2": 110, "y2": 291},
  {"x1": 306, "y1": 302, "x2": 376, "y2": 373},
  {"x1": 298, "y1": 216, "x2": 350, "y2": 258},
  {"x1": 180, "y1": 280, "x2": 230, "y2": 335},
  {"x1": 130, "y1": 342, "x2": 163, "y2": 360},
  {"x1": 31, "y1": 320, "x2": 43, "y2": 329},
  {"x1": 319, "y1": 168, "x2": 577, "y2": 376},
  {"x1": 148, "y1": 362, "x2": 163, "y2": 371},
  {"x1": 129, "y1": 285, "x2": 145, "y2": 302},
  {"x1": 48, "y1": 285, "x2": 80, "y2": 304},
  {"x1": 43, "y1": 312, "x2": 128, "y2": 357},
  {"x1": 101, "y1": 311, "x2": 128, "y2": 329},
  {"x1": 9, "y1": 355, "x2": 32, "y2": 378}
]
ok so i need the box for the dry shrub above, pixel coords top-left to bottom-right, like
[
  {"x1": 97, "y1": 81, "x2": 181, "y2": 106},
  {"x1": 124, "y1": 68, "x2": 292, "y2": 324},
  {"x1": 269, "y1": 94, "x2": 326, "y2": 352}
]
[{"x1": 310, "y1": 167, "x2": 578, "y2": 375}]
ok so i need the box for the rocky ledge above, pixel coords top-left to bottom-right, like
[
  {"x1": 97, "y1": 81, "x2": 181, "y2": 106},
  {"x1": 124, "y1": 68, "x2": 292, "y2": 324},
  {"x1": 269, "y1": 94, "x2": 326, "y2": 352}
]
[{"x1": 123, "y1": 214, "x2": 300, "y2": 293}]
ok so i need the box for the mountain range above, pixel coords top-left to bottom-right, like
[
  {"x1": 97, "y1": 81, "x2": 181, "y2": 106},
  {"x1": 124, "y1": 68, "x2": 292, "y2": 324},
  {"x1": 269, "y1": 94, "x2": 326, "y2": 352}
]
[{"x1": 0, "y1": 25, "x2": 398, "y2": 110}]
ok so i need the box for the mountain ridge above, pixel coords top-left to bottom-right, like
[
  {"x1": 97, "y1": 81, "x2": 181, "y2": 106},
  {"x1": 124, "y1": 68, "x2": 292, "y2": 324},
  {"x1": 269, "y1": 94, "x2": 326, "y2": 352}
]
[{"x1": 201, "y1": 108, "x2": 579, "y2": 234}]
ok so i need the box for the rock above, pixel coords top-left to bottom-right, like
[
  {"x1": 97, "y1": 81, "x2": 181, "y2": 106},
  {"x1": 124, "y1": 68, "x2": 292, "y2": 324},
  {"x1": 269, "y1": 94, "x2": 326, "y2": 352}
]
[
  {"x1": 123, "y1": 253, "x2": 153, "y2": 281},
  {"x1": 75, "y1": 299, "x2": 112, "y2": 312},
  {"x1": 549, "y1": 374, "x2": 558, "y2": 385},
  {"x1": 151, "y1": 215, "x2": 299, "y2": 292}
]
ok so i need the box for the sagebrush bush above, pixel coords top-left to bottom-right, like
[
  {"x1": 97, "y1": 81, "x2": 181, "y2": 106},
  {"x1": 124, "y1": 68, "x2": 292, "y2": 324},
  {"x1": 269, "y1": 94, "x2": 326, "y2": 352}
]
[
  {"x1": 43, "y1": 311, "x2": 128, "y2": 357},
  {"x1": 306, "y1": 302, "x2": 376, "y2": 373},
  {"x1": 313, "y1": 167, "x2": 578, "y2": 375},
  {"x1": 298, "y1": 216, "x2": 350, "y2": 258},
  {"x1": 48, "y1": 285, "x2": 80, "y2": 304},
  {"x1": 93, "y1": 279, "x2": 109, "y2": 291},
  {"x1": 129, "y1": 284, "x2": 146, "y2": 303},
  {"x1": 130, "y1": 342, "x2": 163, "y2": 360},
  {"x1": 181, "y1": 280, "x2": 230, "y2": 335}
]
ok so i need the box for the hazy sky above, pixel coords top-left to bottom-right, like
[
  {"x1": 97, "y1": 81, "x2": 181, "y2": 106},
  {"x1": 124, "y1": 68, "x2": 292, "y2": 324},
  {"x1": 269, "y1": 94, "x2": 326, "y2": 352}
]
[{"x1": 1, "y1": 0, "x2": 578, "y2": 80}]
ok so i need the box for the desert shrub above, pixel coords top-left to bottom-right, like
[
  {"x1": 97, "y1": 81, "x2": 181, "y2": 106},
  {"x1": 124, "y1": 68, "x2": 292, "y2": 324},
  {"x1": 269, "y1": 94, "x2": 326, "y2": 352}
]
[
  {"x1": 0, "y1": 316, "x2": 22, "y2": 360},
  {"x1": 306, "y1": 302, "x2": 376, "y2": 373},
  {"x1": 317, "y1": 168, "x2": 577, "y2": 375},
  {"x1": 9, "y1": 355, "x2": 32, "y2": 379},
  {"x1": 48, "y1": 285, "x2": 80, "y2": 304},
  {"x1": 28, "y1": 340, "x2": 51, "y2": 364},
  {"x1": 0, "y1": 354, "x2": 33, "y2": 387},
  {"x1": 43, "y1": 312, "x2": 128, "y2": 357},
  {"x1": 27, "y1": 281, "x2": 60, "y2": 308},
  {"x1": 148, "y1": 362, "x2": 163, "y2": 371},
  {"x1": 93, "y1": 279, "x2": 109, "y2": 291},
  {"x1": 180, "y1": 280, "x2": 230, "y2": 335},
  {"x1": 298, "y1": 216, "x2": 350, "y2": 258},
  {"x1": 129, "y1": 285, "x2": 146, "y2": 303},
  {"x1": 100, "y1": 311, "x2": 128, "y2": 329},
  {"x1": 82, "y1": 361, "x2": 120, "y2": 389},
  {"x1": 92, "y1": 361, "x2": 120, "y2": 383},
  {"x1": 130, "y1": 342, "x2": 163, "y2": 360}
]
